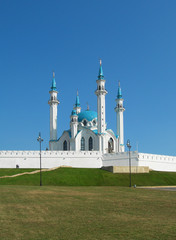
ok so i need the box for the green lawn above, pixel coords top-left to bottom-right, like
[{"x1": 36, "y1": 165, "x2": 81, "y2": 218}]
[
  {"x1": 0, "y1": 185, "x2": 175, "y2": 240},
  {"x1": 0, "y1": 168, "x2": 176, "y2": 186},
  {"x1": 0, "y1": 168, "x2": 37, "y2": 177}
]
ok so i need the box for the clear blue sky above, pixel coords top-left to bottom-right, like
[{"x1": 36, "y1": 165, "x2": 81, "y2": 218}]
[{"x1": 0, "y1": 0, "x2": 176, "y2": 155}]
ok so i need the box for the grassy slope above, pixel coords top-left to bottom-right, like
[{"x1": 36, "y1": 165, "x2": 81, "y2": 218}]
[
  {"x1": 0, "y1": 185, "x2": 176, "y2": 240},
  {"x1": 0, "y1": 169, "x2": 37, "y2": 177},
  {"x1": 0, "y1": 168, "x2": 176, "y2": 186}
]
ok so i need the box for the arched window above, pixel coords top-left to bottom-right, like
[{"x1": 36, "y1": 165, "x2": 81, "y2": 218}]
[
  {"x1": 83, "y1": 120, "x2": 87, "y2": 126},
  {"x1": 81, "y1": 137, "x2": 85, "y2": 151},
  {"x1": 108, "y1": 138, "x2": 114, "y2": 153},
  {"x1": 99, "y1": 86, "x2": 101, "y2": 90},
  {"x1": 63, "y1": 140, "x2": 67, "y2": 151},
  {"x1": 89, "y1": 137, "x2": 93, "y2": 151},
  {"x1": 93, "y1": 120, "x2": 96, "y2": 126}
]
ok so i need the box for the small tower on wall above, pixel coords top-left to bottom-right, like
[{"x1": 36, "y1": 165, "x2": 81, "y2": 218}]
[
  {"x1": 74, "y1": 90, "x2": 81, "y2": 114},
  {"x1": 48, "y1": 72, "x2": 60, "y2": 141},
  {"x1": 115, "y1": 81, "x2": 125, "y2": 152},
  {"x1": 95, "y1": 60, "x2": 108, "y2": 134}
]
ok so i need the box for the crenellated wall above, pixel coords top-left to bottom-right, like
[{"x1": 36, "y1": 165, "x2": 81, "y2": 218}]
[
  {"x1": 102, "y1": 151, "x2": 139, "y2": 166},
  {"x1": 0, "y1": 151, "x2": 102, "y2": 169},
  {"x1": 138, "y1": 153, "x2": 176, "y2": 172},
  {"x1": 0, "y1": 150, "x2": 176, "y2": 172},
  {"x1": 102, "y1": 151, "x2": 176, "y2": 172}
]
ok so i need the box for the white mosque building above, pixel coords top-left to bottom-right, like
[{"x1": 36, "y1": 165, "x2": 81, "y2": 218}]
[
  {"x1": 49, "y1": 60, "x2": 124, "y2": 154},
  {"x1": 0, "y1": 61, "x2": 176, "y2": 172}
]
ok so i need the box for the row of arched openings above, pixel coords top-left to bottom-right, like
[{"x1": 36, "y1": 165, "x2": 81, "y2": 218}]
[
  {"x1": 81, "y1": 137, "x2": 93, "y2": 151},
  {"x1": 63, "y1": 137, "x2": 113, "y2": 152},
  {"x1": 63, "y1": 137, "x2": 93, "y2": 151}
]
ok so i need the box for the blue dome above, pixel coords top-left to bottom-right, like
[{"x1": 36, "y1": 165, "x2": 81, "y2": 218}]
[
  {"x1": 78, "y1": 110, "x2": 97, "y2": 122},
  {"x1": 71, "y1": 109, "x2": 77, "y2": 116}
]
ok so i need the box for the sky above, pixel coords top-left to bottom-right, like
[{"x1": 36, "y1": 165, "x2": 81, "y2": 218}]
[{"x1": 0, "y1": 0, "x2": 176, "y2": 155}]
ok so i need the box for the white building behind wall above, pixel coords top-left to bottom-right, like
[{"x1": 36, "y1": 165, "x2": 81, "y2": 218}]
[{"x1": 0, "y1": 60, "x2": 176, "y2": 172}]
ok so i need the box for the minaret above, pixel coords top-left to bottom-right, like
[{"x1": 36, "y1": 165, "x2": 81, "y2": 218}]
[
  {"x1": 48, "y1": 72, "x2": 60, "y2": 141},
  {"x1": 70, "y1": 109, "x2": 78, "y2": 138},
  {"x1": 115, "y1": 81, "x2": 125, "y2": 152},
  {"x1": 95, "y1": 60, "x2": 108, "y2": 134},
  {"x1": 74, "y1": 90, "x2": 81, "y2": 114}
]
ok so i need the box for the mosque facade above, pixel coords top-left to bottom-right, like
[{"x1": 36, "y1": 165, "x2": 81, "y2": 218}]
[{"x1": 49, "y1": 61, "x2": 125, "y2": 153}]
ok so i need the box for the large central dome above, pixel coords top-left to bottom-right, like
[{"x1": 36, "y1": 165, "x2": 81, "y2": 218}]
[{"x1": 78, "y1": 110, "x2": 97, "y2": 122}]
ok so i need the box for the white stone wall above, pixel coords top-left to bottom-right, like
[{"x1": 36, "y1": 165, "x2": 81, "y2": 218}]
[
  {"x1": 102, "y1": 151, "x2": 176, "y2": 172},
  {"x1": 138, "y1": 153, "x2": 176, "y2": 172},
  {"x1": 0, "y1": 151, "x2": 102, "y2": 169},
  {"x1": 0, "y1": 150, "x2": 176, "y2": 172},
  {"x1": 102, "y1": 151, "x2": 139, "y2": 167}
]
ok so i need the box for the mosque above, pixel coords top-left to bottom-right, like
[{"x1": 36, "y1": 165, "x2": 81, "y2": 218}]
[
  {"x1": 49, "y1": 60, "x2": 125, "y2": 153},
  {"x1": 0, "y1": 61, "x2": 176, "y2": 172}
]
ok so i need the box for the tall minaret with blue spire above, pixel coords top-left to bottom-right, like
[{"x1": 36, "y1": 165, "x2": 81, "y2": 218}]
[
  {"x1": 74, "y1": 90, "x2": 81, "y2": 114},
  {"x1": 115, "y1": 81, "x2": 125, "y2": 152},
  {"x1": 48, "y1": 72, "x2": 60, "y2": 142},
  {"x1": 95, "y1": 60, "x2": 108, "y2": 134}
]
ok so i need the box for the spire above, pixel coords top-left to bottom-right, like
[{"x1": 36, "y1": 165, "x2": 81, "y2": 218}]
[
  {"x1": 74, "y1": 90, "x2": 81, "y2": 114},
  {"x1": 98, "y1": 59, "x2": 104, "y2": 80},
  {"x1": 51, "y1": 71, "x2": 57, "y2": 91},
  {"x1": 75, "y1": 89, "x2": 80, "y2": 107},
  {"x1": 117, "y1": 81, "x2": 122, "y2": 99},
  {"x1": 86, "y1": 102, "x2": 89, "y2": 111}
]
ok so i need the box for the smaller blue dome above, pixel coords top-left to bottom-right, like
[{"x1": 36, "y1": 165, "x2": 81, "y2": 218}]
[
  {"x1": 71, "y1": 109, "x2": 77, "y2": 116},
  {"x1": 78, "y1": 110, "x2": 97, "y2": 122}
]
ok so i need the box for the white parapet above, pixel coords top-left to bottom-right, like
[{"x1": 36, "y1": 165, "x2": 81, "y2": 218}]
[
  {"x1": 0, "y1": 151, "x2": 102, "y2": 169},
  {"x1": 0, "y1": 150, "x2": 176, "y2": 172},
  {"x1": 102, "y1": 151, "x2": 176, "y2": 172},
  {"x1": 102, "y1": 151, "x2": 139, "y2": 167},
  {"x1": 138, "y1": 153, "x2": 176, "y2": 172}
]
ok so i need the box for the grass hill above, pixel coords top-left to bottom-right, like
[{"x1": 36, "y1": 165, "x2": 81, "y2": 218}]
[{"x1": 0, "y1": 168, "x2": 176, "y2": 186}]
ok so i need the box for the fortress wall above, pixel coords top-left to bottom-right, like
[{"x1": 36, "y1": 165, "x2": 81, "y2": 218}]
[
  {"x1": 0, "y1": 151, "x2": 102, "y2": 169},
  {"x1": 102, "y1": 151, "x2": 139, "y2": 167},
  {"x1": 1, "y1": 150, "x2": 176, "y2": 172},
  {"x1": 138, "y1": 153, "x2": 176, "y2": 172},
  {"x1": 102, "y1": 151, "x2": 176, "y2": 172}
]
